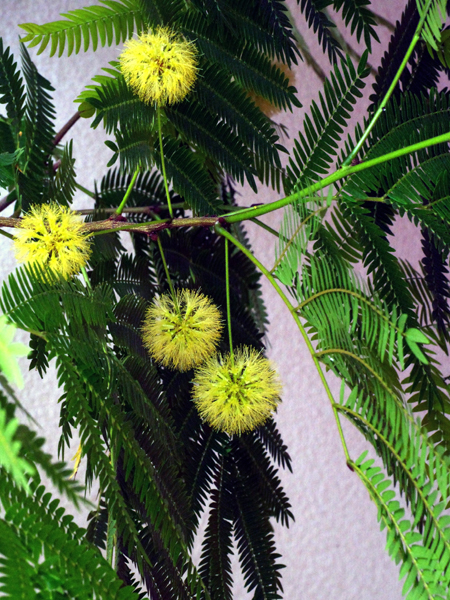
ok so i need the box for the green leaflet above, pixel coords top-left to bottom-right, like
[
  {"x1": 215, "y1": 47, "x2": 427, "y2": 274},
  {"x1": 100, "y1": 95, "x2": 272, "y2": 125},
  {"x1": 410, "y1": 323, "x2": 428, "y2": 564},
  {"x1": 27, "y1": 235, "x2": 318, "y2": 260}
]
[
  {"x1": 285, "y1": 51, "x2": 370, "y2": 194},
  {"x1": 19, "y1": 0, "x2": 145, "y2": 57},
  {"x1": 0, "y1": 316, "x2": 28, "y2": 389},
  {"x1": 0, "y1": 408, "x2": 34, "y2": 491},
  {"x1": 416, "y1": 0, "x2": 447, "y2": 51},
  {"x1": 353, "y1": 450, "x2": 450, "y2": 599}
]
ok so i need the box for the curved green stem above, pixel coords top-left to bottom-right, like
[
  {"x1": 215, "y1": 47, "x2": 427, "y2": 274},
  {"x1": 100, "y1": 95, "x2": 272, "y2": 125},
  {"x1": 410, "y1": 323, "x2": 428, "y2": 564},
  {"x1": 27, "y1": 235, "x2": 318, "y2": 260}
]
[
  {"x1": 116, "y1": 166, "x2": 140, "y2": 216},
  {"x1": 224, "y1": 238, "x2": 234, "y2": 364},
  {"x1": 157, "y1": 105, "x2": 173, "y2": 219},
  {"x1": 295, "y1": 288, "x2": 402, "y2": 334},
  {"x1": 224, "y1": 131, "x2": 450, "y2": 225},
  {"x1": 314, "y1": 348, "x2": 402, "y2": 410},
  {"x1": 343, "y1": 0, "x2": 434, "y2": 166},
  {"x1": 215, "y1": 224, "x2": 350, "y2": 462}
]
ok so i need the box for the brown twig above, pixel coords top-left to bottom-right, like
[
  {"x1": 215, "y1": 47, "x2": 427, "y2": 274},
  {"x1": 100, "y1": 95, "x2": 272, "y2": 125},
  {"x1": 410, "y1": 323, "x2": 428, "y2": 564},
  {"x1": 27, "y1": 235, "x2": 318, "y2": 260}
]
[
  {"x1": 0, "y1": 215, "x2": 220, "y2": 235},
  {"x1": 53, "y1": 111, "x2": 81, "y2": 147},
  {"x1": 0, "y1": 191, "x2": 17, "y2": 214}
]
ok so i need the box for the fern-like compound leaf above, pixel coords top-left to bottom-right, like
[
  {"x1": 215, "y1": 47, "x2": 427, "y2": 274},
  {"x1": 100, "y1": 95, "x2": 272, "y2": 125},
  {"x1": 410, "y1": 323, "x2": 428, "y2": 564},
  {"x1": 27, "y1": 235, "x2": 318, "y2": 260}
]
[
  {"x1": 332, "y1": 0, "x2": 380, "y2": 50},
  {"x1": 285, "y1": 51, "x2": 370, "y2": 194},
  {"x1": 19, "y1": 0, "x2": 145, "y2": 57},
  {"x1": 297, "y1": 0, "x2": 344, "y2": 64},
  {"x1": 0, "y1": 39, "x2": 25, "y2": 139},
  {"x1": 416, "y1": 0, "x2": 447, "y2": 51}
]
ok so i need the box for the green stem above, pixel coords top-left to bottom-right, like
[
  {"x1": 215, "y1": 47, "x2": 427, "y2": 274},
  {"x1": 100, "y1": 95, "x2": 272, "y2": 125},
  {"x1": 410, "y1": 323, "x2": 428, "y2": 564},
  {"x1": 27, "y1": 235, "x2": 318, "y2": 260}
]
[
  {"x1": 106, "y1": 443, "x2": 117, "y2": 568},
  {"x1": 157, "y1": 105, "x2": 173, "y2": 219},
  {"x1": 80, "y1": 266, "x2": 91, "y2": 289},
  {"x1": 0, "y1": 228, "x2": 14, "y2": 240},
  {"x1": 343, "y1": 0, "x2": 434, "y2": 166},
  {"x1": 74, "y1": 182, "x2": 95, "y2": 198},
  {"x1": 314, "y1": 348, "x2": 402, "y2": 409},
  {"x1": 215, "y1": 224, "x2": 351, "y2": 462},
  {"x1": 157, "y1": 236, "x2": 177, "y2": 305},
  {"x1": 296, "y1": 288, "x2": 400, "y2": 333},
  {"x1": 224, "y1": 238, "x2": 234, "y2": 364},
  {"x1": 116, "y1": 166, "x2": 140, "y2": 215},
  {"x1": 224, "y1": 131, "x2": 450, "y2": 225}
]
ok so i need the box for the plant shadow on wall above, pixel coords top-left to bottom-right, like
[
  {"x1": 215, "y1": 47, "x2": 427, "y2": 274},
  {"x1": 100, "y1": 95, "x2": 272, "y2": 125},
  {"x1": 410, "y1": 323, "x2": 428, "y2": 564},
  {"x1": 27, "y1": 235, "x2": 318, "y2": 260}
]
[{"x1": 0, "y1": 0, "x2": 450, "y2": 598}]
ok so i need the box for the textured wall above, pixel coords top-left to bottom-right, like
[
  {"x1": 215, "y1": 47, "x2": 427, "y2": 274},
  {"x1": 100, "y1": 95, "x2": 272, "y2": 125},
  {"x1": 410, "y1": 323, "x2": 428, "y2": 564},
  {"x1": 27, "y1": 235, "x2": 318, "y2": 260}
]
[{"x1": 1, "y1": 2, "x2": 412, "y2": 598}]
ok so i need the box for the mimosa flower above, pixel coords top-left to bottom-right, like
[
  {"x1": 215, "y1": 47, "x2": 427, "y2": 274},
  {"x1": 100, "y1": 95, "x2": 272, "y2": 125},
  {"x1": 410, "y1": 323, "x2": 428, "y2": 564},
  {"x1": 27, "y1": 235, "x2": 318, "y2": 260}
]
[
  {"x1": 142, "y1": 289, "x2": 223, "y2": 371},
  {"x1": 119, "y1": 27, "x2": 198, "y2": 106},
  {"x1": 192, "y1": 347, "x2": 282, "y2": 435},
  {"x1": 13, "y1": 203, "x2": 91, "y2": 280}
]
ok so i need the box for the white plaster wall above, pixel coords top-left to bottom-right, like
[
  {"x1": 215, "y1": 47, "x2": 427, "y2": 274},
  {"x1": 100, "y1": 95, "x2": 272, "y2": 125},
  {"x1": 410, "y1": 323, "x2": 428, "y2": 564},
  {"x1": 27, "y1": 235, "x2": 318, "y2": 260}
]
[{"x1": 1, "y1": 1, "x2": 421, "y2": 598}]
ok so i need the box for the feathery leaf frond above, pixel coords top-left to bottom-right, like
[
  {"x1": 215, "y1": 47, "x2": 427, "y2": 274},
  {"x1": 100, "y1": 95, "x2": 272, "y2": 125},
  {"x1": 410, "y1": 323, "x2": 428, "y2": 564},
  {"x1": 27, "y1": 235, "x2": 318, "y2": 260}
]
[
  {"x1": 19, "y1": 0, "x2": 145, "y2": 57},
  {"x1": 0, "y1": 39, "x2": 25, "y2": 139},
  {"x1": 298, "y1": 0, "x2": 345, "y2": 64},
  {"x1": 333, "y1": 0, "x2": 379, "y2": 50},
  {"x1": 285, "y1": 51, "x2": 370, "y2": 193}
]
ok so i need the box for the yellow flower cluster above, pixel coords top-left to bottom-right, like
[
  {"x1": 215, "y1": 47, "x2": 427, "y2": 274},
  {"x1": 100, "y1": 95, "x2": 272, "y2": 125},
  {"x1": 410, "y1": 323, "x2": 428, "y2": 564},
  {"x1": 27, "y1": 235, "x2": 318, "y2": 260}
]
[
  {"x1": 142, "y1": 288, "x2": 282, "y2": 435},
  {"x1": 192, "y1": 347, "x2": 282, "y2": 435},
  {"x1": 142, "y1": 289, "x2": 223, "y2": 371},
  {"x1": 119, "y1": 27, "x2": 198, "y2": 106},
  {"x1": 13, "y1": 203, "x2": 91, "y2": 280}
]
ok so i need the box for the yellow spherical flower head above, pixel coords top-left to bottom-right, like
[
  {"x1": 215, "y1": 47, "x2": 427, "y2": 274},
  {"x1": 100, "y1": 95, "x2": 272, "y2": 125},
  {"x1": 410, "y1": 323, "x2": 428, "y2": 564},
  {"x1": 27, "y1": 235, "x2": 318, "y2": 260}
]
[
  {"x1": 142, "y1": 289, "x2": 223, "y2": 371},
  {"x1": 119, "y1": 27, "x2": 198, "y2": 106},
  {"x1": 192, "y1": 347, "x2": 282, "y2": 435},
  {"x1": 13, "y1": 203, "x2": 91, "y2": 280}
]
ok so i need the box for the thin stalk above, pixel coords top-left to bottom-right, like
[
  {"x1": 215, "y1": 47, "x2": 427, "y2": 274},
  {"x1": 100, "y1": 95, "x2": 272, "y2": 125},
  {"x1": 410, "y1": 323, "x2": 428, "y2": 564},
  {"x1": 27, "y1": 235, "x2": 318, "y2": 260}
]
[
  {"x1": 74, "y1": 182, "x2": 95, "y2": 198},
  {"x1": 53, "y1": 111, "x2": 80, "y2": 147},
  {"x1": 224, "y1": 238, "x2": 234, "y2": 364},
  {"x1": 115, "y1": 166, "x2": 140, "y2": 215},
  {"x1": 80, "y1": 266, "x2": 92, "y2": 289},
  {"x1": 1, "y1": 132, "x2": 449, "y2": 239},
  {"x1": 106, "y1": 443, "x2": 117, "y2": 568},
  {"x1": 77, "y1": 203, "x2": 186, "y2": 216},
  {"x1": 157, "y1": 236, "x2": 177, "y2": 305},
  {"x1": 215, "y1": 224, "x2": 351, "y2": 462},
  {"x1": 224, "y1": 131, "x2": 450, "y2": 224},
  {"x1": 0, "y1": 229, "x2": 14, "y2": 240},
  {"x1": 342, "y1": 1, "x2": 434, "y2": 166},
  {"x1": 157, "y1": 105, "x2": 173, "y2": 218},
  {"x1": 250, "y1": 218, "x2": 280, "y2": 239}
]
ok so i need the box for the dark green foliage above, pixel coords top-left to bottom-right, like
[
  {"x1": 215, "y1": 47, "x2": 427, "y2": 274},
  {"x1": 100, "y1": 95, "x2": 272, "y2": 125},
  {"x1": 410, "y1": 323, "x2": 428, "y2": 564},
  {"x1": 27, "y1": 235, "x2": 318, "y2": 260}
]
[
  {"x1": 0, "y1": 42, "x2": 57, "y2": 210},
  {"x1": 153, "y1": 136, "x2": 222, "y2": 215},
  {"x1": 0, "y1": 38, "x2": 25, "y2": 139},
  {"x1": 421, "y1": 229, "x2": 450, "y2": 344},
  {"x1": 47, "y1": 140, "x2": 77, "y2": 206},
  {"x1": 76, "y1": 64, "x2": 157, "y2": 134},
  {"x1": 298, "y1": 0, "x2": 344, "y2": 63},
  {"x1": 166, "y1": 101, "x2": 258, "y2": 192},
  {"x1": 332, "y1": 0, "x2": 379, "y2": 50},
  {"x1": 138, "y1": 0, "x2": 185, "y2": 25}
]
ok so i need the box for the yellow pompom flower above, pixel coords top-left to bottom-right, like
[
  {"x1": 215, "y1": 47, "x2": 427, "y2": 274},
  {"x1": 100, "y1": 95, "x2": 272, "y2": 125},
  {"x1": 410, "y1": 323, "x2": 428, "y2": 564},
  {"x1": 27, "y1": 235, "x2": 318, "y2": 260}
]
[
  {"x1": 142, "y1": 289, "x2": 223, "y2": 371},
  {"x1": 192, "y1": 347, "x2": 282, "y2": 435},
  {"x1": 13, "y1": 203, "x2": 91, "y2": 280},
  {"x1": 119, "y1": 27, "x2": 198, "y2": 106}
]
